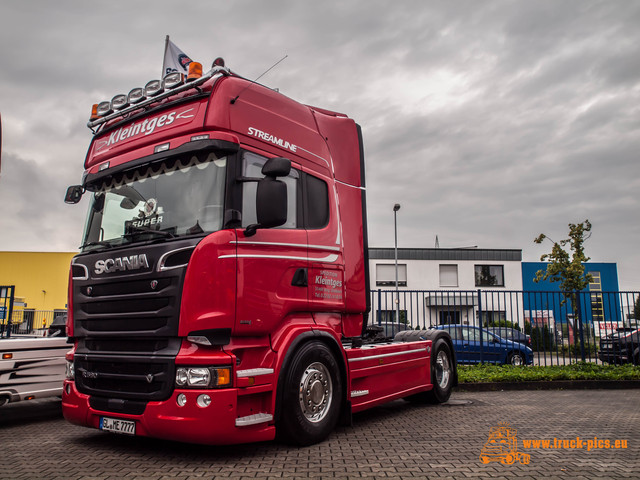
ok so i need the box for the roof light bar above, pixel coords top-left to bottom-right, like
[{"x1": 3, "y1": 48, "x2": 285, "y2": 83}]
[{"x1": 87, "y1": 61, "x2": 229, "y2": 129}]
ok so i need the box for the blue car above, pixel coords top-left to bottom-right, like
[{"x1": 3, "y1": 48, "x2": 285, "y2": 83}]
[{"x1": 433, "y1": 325, "x2": 533, "y2": 365}]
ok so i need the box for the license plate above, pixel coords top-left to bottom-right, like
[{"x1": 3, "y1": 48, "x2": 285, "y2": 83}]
[{"x1": 100, "y1": 416, "x2": 136, "y2": 435}]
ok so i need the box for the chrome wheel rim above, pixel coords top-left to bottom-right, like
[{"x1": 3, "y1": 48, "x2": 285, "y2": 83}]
[
  {"x1": 298, "y1": 362, "x2": 333, "y2": 423},
  {"x1": 435, "y1": 350, "x2": 451, "y2": 389},
  {"x1": 511, "y1": 354, "x2": 523, "y2": 366}
]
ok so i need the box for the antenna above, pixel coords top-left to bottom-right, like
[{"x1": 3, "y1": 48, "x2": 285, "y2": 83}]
[{"x1": 231, "y1": 55, "x2": 288, "y2": 104}]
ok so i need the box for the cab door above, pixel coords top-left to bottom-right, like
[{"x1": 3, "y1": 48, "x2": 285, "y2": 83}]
[{"x1": 234, "y1": 151, "x2": 308, "y2": 335}]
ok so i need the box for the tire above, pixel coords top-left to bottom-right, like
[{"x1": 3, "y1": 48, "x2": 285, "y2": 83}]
[
  {"x1": 278, "y1": 341, "x2": 342, "y2": 446},
  {"x1": 425, "y1": 338, "x2": 454, "y2": 403},
  {"x1": 508, "y1": 352, "x2": 525, "y2": 366}
]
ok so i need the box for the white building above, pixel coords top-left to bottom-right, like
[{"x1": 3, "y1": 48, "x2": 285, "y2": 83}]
[{"x1": 368, "y1": 248, "x2": 523, "y2": 328}]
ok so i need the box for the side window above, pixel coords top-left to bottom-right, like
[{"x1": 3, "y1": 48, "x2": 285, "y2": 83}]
[
  {"x1": 241, "y1": 152, "x2": 299, "y2": 228},
  {"x1": 305, "y1": 174, "x2": 329, "y2": 229}
]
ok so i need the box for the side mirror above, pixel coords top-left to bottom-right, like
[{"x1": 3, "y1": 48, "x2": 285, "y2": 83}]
[
  {"x1": 256, "y1": 177, "x2": 287, "y2": 228},
  {"x1": 64, "y1": 185, "x2": 84, "y2": 204},
  {"x1": 244, "y1": 158, "x2": 290, "y2": 237}
]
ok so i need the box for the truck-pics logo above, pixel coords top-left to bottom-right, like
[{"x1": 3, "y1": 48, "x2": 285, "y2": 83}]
[
  {"x1": 248, "y1": 127, "x2": 297, "y2": 153},
  {"x1": 95, "y1": 108, "x2": 196, "y2": 151},
  {"x1": 480, "y1": 423, "x2": 531, "y2": 465},
  {"x1": 94, "y1": 254, "x2": 150, "y2": 274}
]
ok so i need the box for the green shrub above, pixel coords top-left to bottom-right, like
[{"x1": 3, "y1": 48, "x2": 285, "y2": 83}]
[{"x1": 457, "y1": 362, "x2": 640, "y2": 383}]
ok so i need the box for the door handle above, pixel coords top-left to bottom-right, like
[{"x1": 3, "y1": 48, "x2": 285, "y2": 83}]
[{"x1": 291, "y1": 268, "x2": 308, "y2": 287}]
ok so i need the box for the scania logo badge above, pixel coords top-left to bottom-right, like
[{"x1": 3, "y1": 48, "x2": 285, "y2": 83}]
[
  {"x1": 150, "y1": 280, "x2": 159, "y2": 290},
  {"x1": 146, "y1": 374, "x2": 154, "y2": 384},
  {"x1": 94, "y1": 254, "x2": 150, "y2": 275},
  {"x1": 86, "y1": 286, "x2": 93, "y2": 296}
]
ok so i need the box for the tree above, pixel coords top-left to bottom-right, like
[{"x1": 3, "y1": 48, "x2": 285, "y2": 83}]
[
  {"x1": 533, "y1": 220, "x2": 593, "y2": 297},
  {"x1": 634, "y1": 295, "x2": 640, "y2": 321},
  {"x1": 534, "y1": 220, "x2": 593, "y2": 361}
]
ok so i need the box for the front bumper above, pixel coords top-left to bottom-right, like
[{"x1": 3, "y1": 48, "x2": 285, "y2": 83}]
[{"x1": 62, "y1": 380, "x2": 275, "y2": 445}]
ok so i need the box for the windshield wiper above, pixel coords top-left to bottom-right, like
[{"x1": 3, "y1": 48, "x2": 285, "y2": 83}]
[{"x1": 80, "y1": 240, "x2": 114, "y2": 250}]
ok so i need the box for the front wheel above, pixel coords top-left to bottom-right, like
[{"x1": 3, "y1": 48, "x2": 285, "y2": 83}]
[
  {"x1": 278, "y1": 341, "x2": 342, "y2": 446},
  {"x1": 508, "y1": 352, "x2": 525, "y2": 366}
]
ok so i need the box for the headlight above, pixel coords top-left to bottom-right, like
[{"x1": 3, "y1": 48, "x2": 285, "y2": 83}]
[
  {"x1": 175, "y1": 366, "x2": 232, "y2": 389},
  {"x1": 65, "y1": 360, "x2": 75, "y2": 380}
]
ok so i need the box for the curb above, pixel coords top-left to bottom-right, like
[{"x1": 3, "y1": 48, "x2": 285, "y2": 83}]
[{"x1": 455, "y1": 380, "x2": 640, "y2": 391}]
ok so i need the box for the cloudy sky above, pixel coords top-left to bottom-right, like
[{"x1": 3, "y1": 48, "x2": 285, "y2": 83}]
[{"x1": 0, "y1": 1, "x2": 639, "y2": 289}]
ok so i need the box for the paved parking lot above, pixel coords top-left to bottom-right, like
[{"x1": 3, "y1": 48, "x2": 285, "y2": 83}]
[{"x1": 0, "y1": 389, "x2": 638, "y2": 479}]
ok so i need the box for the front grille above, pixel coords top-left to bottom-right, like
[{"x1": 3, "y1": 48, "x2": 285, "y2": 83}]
[
  {"x1": 71, "y1": 240, "x2": 199, "y2": 402},
  {"x1": 75, "y1": 354, "x2": 175, "y2": 401}
]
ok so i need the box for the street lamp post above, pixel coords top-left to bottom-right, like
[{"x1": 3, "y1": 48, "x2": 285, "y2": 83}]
[{"x1": 393, "y1": 204, "x2": 401, "y2": 323}]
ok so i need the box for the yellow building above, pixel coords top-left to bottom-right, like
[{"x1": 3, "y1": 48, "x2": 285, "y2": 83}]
[{"x1": 0, "y1": 251, "x2": 77, "y2": 312}]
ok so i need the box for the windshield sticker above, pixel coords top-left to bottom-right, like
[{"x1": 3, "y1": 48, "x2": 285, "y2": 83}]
[{"x1": 143, "y1": 198, "x2": 158, "y2": 216}]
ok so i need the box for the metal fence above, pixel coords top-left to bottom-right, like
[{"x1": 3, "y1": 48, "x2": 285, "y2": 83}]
[{"x1": 370, "y1": 289, "x2": 640, "y2": 366}]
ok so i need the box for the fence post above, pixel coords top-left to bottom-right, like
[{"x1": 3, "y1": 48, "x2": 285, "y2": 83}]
[
  {"x1": 477, "y1": 289, "x2": 484, "y2": 365},
  {"x1": 575, "y1": 291, "x2": 586, "y2": 362},
  {"x1": 377, "y1": 289, "x2": 381, "y2": 325}
]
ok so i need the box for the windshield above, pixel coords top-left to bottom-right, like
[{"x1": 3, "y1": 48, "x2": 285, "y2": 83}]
[{"x1": 81, "y1": 152, "x2": 226, "y2": 250}]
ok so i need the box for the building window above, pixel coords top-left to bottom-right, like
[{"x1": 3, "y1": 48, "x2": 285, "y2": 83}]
[
  {"x1": 376, "y1": 264, "x2": 407, "y2": 287},
  {"x1": 376, "y1": 309, "x2": 407, "y2": 323},
  {"x1": 439, "y1": 265, "x2": 458, "y2": 287},
  {"x1": 475, "y1": 265, "x2": 504, "y2": 287},
  {"x1": 479, "y1": 311, "x2": 507, "y2": 326}
]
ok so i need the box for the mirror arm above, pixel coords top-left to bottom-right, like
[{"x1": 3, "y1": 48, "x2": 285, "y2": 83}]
[{"x1": 244, "y1": 224, "x2": 260, "y2": 237}]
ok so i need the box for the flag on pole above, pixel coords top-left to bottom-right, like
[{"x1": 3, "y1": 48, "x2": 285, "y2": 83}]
[{"x1": 162, "y1": 36, "x2": 193, "y2": 77}]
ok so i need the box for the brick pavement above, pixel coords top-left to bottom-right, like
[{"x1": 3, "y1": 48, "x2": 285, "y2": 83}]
[{"x1": 0, "y1": 389, "x2": 638, "y2": 479}]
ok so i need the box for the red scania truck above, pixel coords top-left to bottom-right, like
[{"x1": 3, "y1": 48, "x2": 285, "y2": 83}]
[{"x1": 62, "y1": 58, "x2": 456, "y2": 446}]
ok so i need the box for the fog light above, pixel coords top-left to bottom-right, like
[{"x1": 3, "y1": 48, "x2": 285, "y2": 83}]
[
  {"x1": 196, "y1": 394, "x2": 211, "y2": 408},
  {"x1": 96, "y1": 101, "x2": 112, "y2": 116},
  {"x1": 145, "y1": 79, "x2": 164, "y2": 97},
  {"x1": 176, "y1": 393, "x2": 187, "y2": 407}
]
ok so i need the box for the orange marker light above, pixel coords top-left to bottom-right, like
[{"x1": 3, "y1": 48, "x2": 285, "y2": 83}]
[
  {"x1": 187, "y1": 62, "x2": 203, "y2": 82},
  {"x1": 216, "y1": 367, "x2": 231, "y2": 387},
  {"x1": 90, "y1": 104, "x2": 100, "y2": 121}
]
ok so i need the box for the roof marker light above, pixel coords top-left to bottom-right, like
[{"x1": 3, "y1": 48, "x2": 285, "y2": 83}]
[
  {"x1": 154, "y1": 142, "x2": 170, "y2": 153},
  {"x1": 190, "y1": 134, "x2": 209, "y2": 142},
  {"x1": 145, "y1": 79, "x2": 164, "y2": 97},
  {"x1": 187, "y1": 62, "x2": 203, "y2": 82},
  {"x1": 111, "y1": 94, "x2": 129, "y2": 111},
  {"x1": 128, "y1": 87, "x2": 145, "y2": 104},
  {"x1": 90, "y1": 104, "x2": 100, "y2": 121},
  {"x1": 96, "y1": 101, "x2": 112, "y2": 116},
  {"x1": 163, "y1": 72, "x2": 184, "y2": 89}
]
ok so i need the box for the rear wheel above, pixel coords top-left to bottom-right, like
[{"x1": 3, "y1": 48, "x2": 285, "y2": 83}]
[
  {"x1": 406, "y1": 338, "x2": 454, "y2": 404},
  {"x1": 427, "y1": 339, "x2": 454, "y2": 403},
  {"x1": 278, "y1": 341, "x2": 342, "y2": 446}
]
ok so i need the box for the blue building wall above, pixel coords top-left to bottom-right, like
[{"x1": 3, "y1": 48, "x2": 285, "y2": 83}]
[{"x1": 521, "y1": 262, "x2": 622, "y2": 325}]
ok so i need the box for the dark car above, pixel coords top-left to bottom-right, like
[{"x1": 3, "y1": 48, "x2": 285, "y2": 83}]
[
  {"x1": 485, "y1": 327, "x2": 532, "y2": 348},
  {"x1": 46, "y1": 315, "x2": 67, "y2": 337},
  {"x1": 433, "y1": 325, "x2": 533, "y2": 365},
  {"x1": 598, "y1": 328, "x2": 640, "y2": 365}
]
